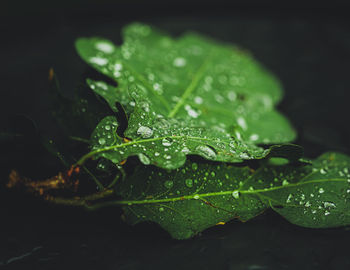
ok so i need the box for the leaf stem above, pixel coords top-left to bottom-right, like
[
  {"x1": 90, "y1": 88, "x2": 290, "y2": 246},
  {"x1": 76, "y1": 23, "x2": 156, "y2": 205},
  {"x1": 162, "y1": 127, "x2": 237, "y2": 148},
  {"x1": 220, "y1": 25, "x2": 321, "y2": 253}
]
[
  {"x1": 106, "y1": 165, "x2": 126, "y2": 189},
  {"x1": 46, "y1": 189, "x2": 115, "y2": 208}
]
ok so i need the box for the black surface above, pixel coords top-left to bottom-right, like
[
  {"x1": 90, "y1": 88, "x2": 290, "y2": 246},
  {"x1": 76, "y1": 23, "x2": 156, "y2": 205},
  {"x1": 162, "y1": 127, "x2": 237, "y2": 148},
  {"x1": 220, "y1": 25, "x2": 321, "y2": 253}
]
[{"x1": 1, "y1": 4, "x2": 350, "y2": 270}]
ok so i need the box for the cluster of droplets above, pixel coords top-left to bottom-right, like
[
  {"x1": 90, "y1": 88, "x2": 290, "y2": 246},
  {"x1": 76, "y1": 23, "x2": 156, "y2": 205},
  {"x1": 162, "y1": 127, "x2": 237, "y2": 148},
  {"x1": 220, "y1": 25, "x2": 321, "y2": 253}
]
[
  {"x1": 79, "y1": 23, "x2": 301, "y2": 175},
  {"x1": 91, "y1": 117, "x2": 119, "y2": 149}
]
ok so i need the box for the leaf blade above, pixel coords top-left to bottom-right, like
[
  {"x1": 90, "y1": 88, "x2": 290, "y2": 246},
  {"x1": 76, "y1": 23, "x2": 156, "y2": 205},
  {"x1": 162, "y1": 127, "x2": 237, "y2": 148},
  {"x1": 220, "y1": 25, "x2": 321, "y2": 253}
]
[
  {"x1": 76, "y1": 23, "x2": 297, "y2": 168},
  {"x1": 115, "y1": 152, "x2": 350, "y2": 239}
]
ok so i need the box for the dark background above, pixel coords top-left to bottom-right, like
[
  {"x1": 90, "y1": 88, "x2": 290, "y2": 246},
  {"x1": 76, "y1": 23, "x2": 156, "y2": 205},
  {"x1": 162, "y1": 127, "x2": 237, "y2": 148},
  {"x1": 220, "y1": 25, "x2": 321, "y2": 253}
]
[{"x1": 1, "y1": 2, "x2": 350, "y2": 270}]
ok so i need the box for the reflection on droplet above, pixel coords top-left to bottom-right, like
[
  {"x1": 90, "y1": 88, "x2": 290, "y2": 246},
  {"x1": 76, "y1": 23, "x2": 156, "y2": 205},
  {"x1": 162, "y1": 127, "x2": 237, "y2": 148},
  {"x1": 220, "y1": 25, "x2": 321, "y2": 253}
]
[
  {"x1": 164, "y1": 180, "x2": 174, "y2": 189},
  {"x1": 194, "y1": 96, "x2": 203, "y2": 104},
  {"x1": 138, "y1": 153, "x2": 150, "y2": 165},
  {"x1": 98, "y1": 138, "x2": 106, "y2": 145},
  {"x1": 114, "y1": 63, "x2": 122, "y2": 71},
  {"x1": 95, "y1": 81, "x2": 108, "y2": 90},
  {"x1": 195, "y1": 145, "x2": 217, "y2": 159},
  {"x1": 185, "y1": 105, "x2": 200, "y2": 118},
  {"x1": 137, "y1": 126, "x2": 153, "y2": 138},
  {"x1": 227, "y1": 91, "x2": 237, "y2": 101},
  {"x1": 232, "y1": 191, "x2": 239, "y2": 199},
  {"x1": 89, "y1": 57, "x2": 108, "y2": 66},
  {"x1": 162, "y1": 138, "x2": 173, "y2": 146},
  {"x1": 237, "y1": 117, "x2": 247, "y2": 130},
  {"x1": 173, "y1": 57, "x2": 186, "y2": 67},
  {"x1": 320, "y1": 168, "x2": 327, "y2": 175},
  {"x1": 95, "y1": 42, "x2": 115, "y2": 53},
  {"x1": 249, "y1": 134, "x2": 259, "y2": 141},
  {"x1": 153, "y1": 83, "x2": 163, "y2": 94},
  {"x1": 185, "y1": 179, "x2": 193, "y2": 188}
]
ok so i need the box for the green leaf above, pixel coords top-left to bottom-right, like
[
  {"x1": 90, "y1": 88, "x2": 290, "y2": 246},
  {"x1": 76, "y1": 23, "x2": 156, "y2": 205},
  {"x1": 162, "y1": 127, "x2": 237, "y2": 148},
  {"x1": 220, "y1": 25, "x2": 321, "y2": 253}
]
[
  {"x1": 75, "y1": 23, "x2": 297, "y2": 168},
  {"x1": 112, "y1": 152, "x2": 350, "y2": 239},
  {"x1": 82, "y1": 115, "x2": 302, "y2": 170}
]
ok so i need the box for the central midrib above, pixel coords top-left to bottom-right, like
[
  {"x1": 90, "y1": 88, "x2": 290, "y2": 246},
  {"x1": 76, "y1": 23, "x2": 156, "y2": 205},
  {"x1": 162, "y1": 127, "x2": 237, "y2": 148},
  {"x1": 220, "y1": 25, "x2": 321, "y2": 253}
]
[
  {"x1": 167, "y1": 50, "x2": 214, "y2": 118},
  {"x1": 75, "y1": 134, "x2": 243, "y2": 166},
  {"x1": 91, "y1": 178, "x2": 346, "y2": 207}
]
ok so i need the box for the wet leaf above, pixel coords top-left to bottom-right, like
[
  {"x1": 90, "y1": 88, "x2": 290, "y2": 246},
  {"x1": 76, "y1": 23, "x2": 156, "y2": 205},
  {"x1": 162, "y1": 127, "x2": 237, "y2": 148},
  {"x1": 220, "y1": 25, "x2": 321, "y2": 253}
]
[
  {"x1": 116, "y1": 152, "x2": 350, "y2": 239},
  {"x1": 75, "y1": 23, "x2": 297, "y2": 168}
]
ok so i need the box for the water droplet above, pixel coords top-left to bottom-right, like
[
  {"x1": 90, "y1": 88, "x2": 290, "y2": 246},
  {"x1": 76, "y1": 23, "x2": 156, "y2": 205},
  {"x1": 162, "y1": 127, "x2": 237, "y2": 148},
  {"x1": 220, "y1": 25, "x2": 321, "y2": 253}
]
[
  {"x1": 282, "y1": 180, "x2": 289, "y2": 186},
  {"x1": 154, "y1": 152, "x2": 160, "y2": 157},
  {"x1": 95, "y1": 81, "x2": 108, "y2": 90},
  {"x1": 137, "y1": 126, "x2": 153, "y2": 138},
  {"x1": 162, "y1": 138, "x2": 173, "y2": 146},
  {"x1": 114, "y1": 63, "x2": 122, "y2": 71},
  {"x1": 232, "y1": 191, "x2": 239, "y2": 199},
  {"x1": 95, "y1": 42, "x2": 114, "y2": 53},
  {"x1": 105, "y1": 125, "x2": 111, "y2": 131},
  {"x1": 262, "y1": 95, "x2": 272, "y2": 109},
  {"x1": 205, "y1": 76, "x2": 213, "y2": 84},
  {"x1": 191, "y1": 163, "x2": 198, "y2": 171},
  {"x1": 194, "y1": 96, "x2": 203, "y2": 104},
  {"x1": 214, "y1": 94, "x2": 224, "y2": 103},
  {"x1": 320, "y1": 168, "x2": 327, "y2": 175},
  {"x1": 237, "y1": 117, "x2": 247, "y2": 130},
  {"x1": 249, "y1": 134, "x2": 259, "y2": 141},
  {"x1": 193, "y1": 195, "x2": 200, "y2": 200},
  {"x1": 164, "y1": 180, "x2": 174, "y2": 189},
  {"x1": 89, "y1": 57, "x2": 108, "y2": 66},
  {"x1": 185, "y1": 105, "x2": 200, "y2": 118},
  {"x1": 185, "y1": 179, "x2": 193, "y2": 188},
  {"x1": 211, "y1": 172, "x2": 216, "y2": 177},
  {"x1": 195, "y1": 145, "x2": 217, "y2": 159},
  {"x1": 227, "y1": 91, "x2": 237, "y2": 101},
  {"x1": 153, "y1": 83, "x2": 163, "y2": 94},
  {"x1": 181, "y1": 147, "x2": 190, "y2": 154},
  {"x1": 173, "y1": 57, "x2": 186, "y2": 67},
  {"x1": 98, "y1": 138, "x2": 106, "y2": 145},
  {"x1": 319, "y1": 188, "x2": 325, "y2": 194},
  {"x1": 159, "y1": 207, "x2": 164, "y2": 212},
  {"x1": 324, "y1": 201, "x2": 336, "y2": 208},
  {"x1": 138, "y1": 153, "x2": 150, "y2": 165},
  {"x1": 239, "y1": 152, "x2": 249, "y2": 159}
]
